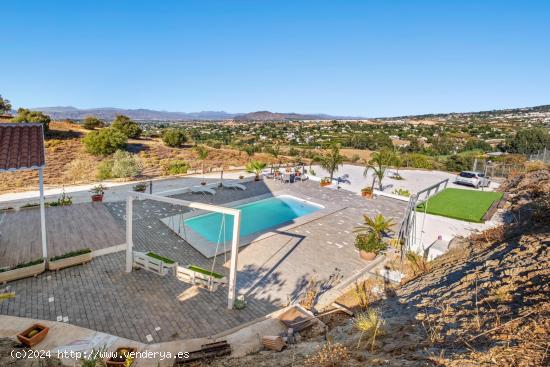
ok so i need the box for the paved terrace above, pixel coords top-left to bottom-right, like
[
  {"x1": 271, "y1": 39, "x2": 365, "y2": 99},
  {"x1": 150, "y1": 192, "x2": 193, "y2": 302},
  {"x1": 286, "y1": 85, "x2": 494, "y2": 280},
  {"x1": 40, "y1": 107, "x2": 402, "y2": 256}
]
[
  {"x1": 0, "y1": 203, "x2": 125, "y2": 268},
  {"x1": 0, "y1": 178, "x2": 405, "y2": 343}
]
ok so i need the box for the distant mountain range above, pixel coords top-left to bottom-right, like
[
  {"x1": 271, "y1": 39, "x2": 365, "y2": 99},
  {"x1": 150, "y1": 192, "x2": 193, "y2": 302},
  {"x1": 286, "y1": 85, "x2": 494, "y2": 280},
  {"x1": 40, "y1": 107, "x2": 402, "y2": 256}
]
[
  {"x1": 29, "y1": 106, "x2": 362, "y2": 121},
  {"x1": 26, "y1": 104, "x2": 550, "y2": 122},
  {"x1": 30, "y1": 106, "x2": 236, "y2": 121}
]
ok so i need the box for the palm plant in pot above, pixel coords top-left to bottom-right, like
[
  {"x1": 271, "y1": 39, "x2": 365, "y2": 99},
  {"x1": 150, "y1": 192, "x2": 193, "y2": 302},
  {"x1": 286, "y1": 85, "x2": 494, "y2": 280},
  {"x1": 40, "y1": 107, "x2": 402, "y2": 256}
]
[
  {"x1": 90, "y1": 184, "x2": 108, "y2": 202},
  {"x1": 245, "y1": 161, "x2": 267, "y2": 181},
  {"x1": 354, "y1": 214, "x2": 394, "y2": 261}
]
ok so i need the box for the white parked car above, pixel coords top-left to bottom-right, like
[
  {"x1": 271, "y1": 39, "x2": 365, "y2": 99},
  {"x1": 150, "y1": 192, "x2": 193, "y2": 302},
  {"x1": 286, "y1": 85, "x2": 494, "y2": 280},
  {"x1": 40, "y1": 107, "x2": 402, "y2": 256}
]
[{"x1": 455, "y1": 171, "x2": 490, "y2": 188}]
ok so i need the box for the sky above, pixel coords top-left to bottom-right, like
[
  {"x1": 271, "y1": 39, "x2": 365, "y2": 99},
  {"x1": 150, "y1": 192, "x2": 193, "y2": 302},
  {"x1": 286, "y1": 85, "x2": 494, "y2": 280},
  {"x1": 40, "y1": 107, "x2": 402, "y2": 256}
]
[{"x1": 2, "y1": 0, "x2": 549, "y2": 117}]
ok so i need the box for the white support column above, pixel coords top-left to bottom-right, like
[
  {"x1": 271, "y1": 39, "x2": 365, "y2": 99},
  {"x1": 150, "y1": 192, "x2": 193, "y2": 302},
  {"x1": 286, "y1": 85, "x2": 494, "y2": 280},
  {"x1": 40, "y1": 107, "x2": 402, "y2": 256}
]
[
  {"x1": 227, "y1": 210, "x2": 241, "y2": 309},
  {"x1": 38, "y1": 168, "x2": 48, "y2": 262},
  {"x1": 125, "y1": 195, "x2": 134, "y2": 273}
]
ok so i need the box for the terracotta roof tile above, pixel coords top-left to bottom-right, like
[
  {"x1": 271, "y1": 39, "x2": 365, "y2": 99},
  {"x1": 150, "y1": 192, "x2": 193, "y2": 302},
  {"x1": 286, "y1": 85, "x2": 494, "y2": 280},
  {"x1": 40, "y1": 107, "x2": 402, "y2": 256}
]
[{"x1": 0, "y1": 123, "x2": 45, "y2": 172}]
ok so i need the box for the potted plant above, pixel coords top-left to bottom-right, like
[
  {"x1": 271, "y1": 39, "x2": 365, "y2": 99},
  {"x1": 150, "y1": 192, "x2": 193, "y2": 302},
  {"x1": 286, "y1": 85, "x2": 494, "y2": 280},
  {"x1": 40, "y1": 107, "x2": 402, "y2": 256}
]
[
  {"x1": 133, "y1": 182, "x2": 147, "y2": 192},
  {"x1": 245, "y1": 161, "x2": 267, "y2": 181},
  {"x1": 361, "y1": 187, "x2": 373, "y2": 198},
  {"x1": 48, "y1": 249, "x2": 92, "y2": 271},
  {"x1": 354, "y1": 214, "x2": 395, "y2": 261},
  {"x1": 17, "y1": 323, "x2": 49, "y2": 347},
  {"x1": 106, "y1": 347, "x2": 137, "y2": 367},
  {"x1": 0, "y1": 258, "x2": 46, "y2": 284},
  {"x1": 354, "y1": 234, "x2": 386, "y2": 261},
  {"x1": 90, "y1": 184, "x2": 108, "y2": 202},
  {"x1": 320, "y1": 177, "x2": 332, "y2": 187}
]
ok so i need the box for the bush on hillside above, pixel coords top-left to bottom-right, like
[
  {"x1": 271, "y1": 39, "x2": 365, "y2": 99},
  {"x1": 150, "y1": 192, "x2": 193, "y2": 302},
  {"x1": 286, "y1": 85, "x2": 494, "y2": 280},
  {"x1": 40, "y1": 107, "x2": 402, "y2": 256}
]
[
  {"x1": 97, "y1": 160, "x2": 114, "y2": 180},
  {"x1": 96, "y1": 150, "x2": 142, "y2": 179},
  {"x1": 111, "y1": 114, "x2": 142, "y2": 138},
  {"x1": 110, "y1": 150, "x2": 143, "y2": 178},
  {"x1": 83, "y1": 128, "x2": 127, "y2": 156},
  {"x1": 401, "y1": 153, "x2": 438, "y2": 169},
  {"x1": 161, "y1": 159, "x2": 189, "y2": 175},
  {"x1": 445, "y1": 154, "x2": 475, "y2": 172},
  {"x1": 82, "y1": 116, "x2": 104, "y2": 130},
  {"x1": 12, "y1": 108, "x2": 51, "y2": 132},
  {"x1": 162, "y1": 128, "x2": 188, "y2": 147}
]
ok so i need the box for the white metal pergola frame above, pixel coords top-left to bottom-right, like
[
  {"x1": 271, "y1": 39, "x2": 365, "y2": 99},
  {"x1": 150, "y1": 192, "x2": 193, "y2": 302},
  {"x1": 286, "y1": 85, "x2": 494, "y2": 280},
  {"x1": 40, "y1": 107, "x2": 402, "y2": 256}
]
[{"x1": 124, "y1": 191, "x2": 242, "y2": 309}]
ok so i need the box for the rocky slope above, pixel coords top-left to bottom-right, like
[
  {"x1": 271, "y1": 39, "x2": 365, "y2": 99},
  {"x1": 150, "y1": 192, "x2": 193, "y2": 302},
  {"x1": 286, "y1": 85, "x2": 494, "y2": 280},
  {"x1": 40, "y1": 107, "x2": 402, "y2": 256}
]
[{"x1": 208, "y1": 169, "x2": 550, "y2": 367}]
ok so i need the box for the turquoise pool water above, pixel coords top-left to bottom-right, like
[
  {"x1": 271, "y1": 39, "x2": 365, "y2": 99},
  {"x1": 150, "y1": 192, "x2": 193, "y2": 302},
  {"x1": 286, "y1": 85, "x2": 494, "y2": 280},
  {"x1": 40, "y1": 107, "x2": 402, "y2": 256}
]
[{"x1": 184, "y1": 195, "x2": 322, "y2": 243}]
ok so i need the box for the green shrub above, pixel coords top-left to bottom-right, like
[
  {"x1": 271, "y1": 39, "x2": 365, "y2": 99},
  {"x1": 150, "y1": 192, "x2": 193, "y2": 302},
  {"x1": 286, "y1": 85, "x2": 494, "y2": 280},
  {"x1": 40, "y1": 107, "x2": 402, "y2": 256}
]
[
  {"x1": 82, "y1": 116, "x2": 104, "y2": 130},
  {"x1": 354, "y1": 234, "x2": 386, "y2": 253},
  {"x1": 111, "y1": 115, "x2": 142, "y2": 138},
  {"x1": 83, "y1": 128, "x2": 127, "y2": 156},
  {"x1": 110, "y1": 150, "x2": 143, "y2": 178},
  {"x1": 162, "y1": 159, "x2": 189, "y2": 175},
  {"x1": 401, "y1": 153, "x2": 437, "y2": 169},
  {"x1": 162, "y1": 128, "x2": 187, "y2": 147},
  {"x1": 97, "y1": 160, "x2": 114, "y2": 179},
  {"x1": 12, "y1": 108, "x2": 51, "y2": 132},
  {"x1": 445, "y1": 154, "x2": 474, "y2": 172}
]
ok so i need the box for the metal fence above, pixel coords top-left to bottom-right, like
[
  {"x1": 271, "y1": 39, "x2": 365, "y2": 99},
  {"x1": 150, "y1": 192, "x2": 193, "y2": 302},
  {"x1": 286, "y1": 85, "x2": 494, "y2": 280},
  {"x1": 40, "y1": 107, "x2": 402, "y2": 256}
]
[
  {"x1": 473, "y1": 159, "x2": 525, "y2": 179},
  {"x1": 529, "y1": 148, "x2": 550, "y2": 163}
]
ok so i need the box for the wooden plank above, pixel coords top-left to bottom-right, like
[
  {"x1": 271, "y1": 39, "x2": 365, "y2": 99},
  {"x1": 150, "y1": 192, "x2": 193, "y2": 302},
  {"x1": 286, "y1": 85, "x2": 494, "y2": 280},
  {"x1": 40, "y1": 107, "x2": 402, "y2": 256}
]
[{"x1": 331, "y1": 302, "x2": 354, "y2": 316}]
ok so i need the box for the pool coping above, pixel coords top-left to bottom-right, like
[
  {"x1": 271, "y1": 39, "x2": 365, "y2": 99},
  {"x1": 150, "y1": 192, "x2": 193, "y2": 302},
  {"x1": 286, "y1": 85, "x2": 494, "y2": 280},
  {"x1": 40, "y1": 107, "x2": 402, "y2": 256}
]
[{"x1": 160, "y1": 191, "x2": 346, "y2": 258}]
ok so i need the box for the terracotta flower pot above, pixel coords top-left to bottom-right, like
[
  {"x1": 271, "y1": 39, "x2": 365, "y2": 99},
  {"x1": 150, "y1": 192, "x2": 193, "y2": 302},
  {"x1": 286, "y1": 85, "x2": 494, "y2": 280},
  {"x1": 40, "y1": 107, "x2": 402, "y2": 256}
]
[
  {"x1": 320, "y1": 181, "x2": 331, "y2": 187},
  {"x1": 91, "y1": 194, "x2": 103, "y2": 202},
  {"x1": 17, "y1": 323, "x2": 49, "y2": 347},
  {"x1": 362, "y1": 191, "x2": 373, "y2": 198},
  {"x1": 359, "y1": 250, "x2": 377, "y2": 261}
]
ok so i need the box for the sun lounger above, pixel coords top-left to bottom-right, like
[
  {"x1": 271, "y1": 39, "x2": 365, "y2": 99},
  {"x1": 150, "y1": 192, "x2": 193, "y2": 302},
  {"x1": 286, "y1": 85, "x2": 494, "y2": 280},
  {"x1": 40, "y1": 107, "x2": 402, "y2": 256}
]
[
  {"x1": 222, "y1": 181, "x2": 246, "y2": 190},
  {"x1": 191, "y1": 186, "x2": 216, "y2": 195}
]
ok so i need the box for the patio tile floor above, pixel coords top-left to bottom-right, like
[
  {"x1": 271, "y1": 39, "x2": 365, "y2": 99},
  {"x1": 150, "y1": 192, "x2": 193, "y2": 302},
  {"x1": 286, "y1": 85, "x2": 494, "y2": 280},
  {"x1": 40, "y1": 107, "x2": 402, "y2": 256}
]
[{"x1": 0, "y1": 179, "x2": 405, "y2": 343}]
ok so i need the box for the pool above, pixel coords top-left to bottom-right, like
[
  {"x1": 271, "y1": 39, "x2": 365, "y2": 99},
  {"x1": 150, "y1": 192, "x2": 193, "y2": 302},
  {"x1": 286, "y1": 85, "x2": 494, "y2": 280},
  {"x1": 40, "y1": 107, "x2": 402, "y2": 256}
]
[{"x1": 183, "y1": 195, "x2": 323, "y2": 243}]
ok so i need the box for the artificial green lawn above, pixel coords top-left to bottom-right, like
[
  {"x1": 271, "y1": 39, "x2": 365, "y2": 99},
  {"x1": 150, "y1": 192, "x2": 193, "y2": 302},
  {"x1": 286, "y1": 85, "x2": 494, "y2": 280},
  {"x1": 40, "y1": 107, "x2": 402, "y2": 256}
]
[
  {"x1": 188, "y1": 265, "x2": 224, "y2": 279},
  {"x1": 416, "y1": 188, "x2": 503, "y2": 223},
  {"x1": 146, "y1": 252, "x2": 175, "y2": 264}
]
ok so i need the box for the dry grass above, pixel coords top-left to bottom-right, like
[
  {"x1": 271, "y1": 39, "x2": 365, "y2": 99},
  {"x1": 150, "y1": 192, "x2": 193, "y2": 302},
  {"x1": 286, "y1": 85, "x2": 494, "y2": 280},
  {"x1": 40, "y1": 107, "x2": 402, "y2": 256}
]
[
  {"x1": 304, "y1": 343, "x2": 350, "y2": 367},
  {"x1": 0, "y1": 121, "x2": 289, "y2": 194},
  {"x1": 340, "y1": 148, "x2": 372, "y2": 162}
]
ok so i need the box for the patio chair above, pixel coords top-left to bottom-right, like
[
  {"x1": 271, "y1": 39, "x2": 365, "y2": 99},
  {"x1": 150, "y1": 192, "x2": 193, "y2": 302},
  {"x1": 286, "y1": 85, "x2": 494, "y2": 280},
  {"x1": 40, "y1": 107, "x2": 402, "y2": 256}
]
[
  {"x1": 191, "y1": 186, "x2": 216, "y2": 195},
  {"x1": 222, "y1": 181, "x2": 246, "y2": 190},
  {"x1": 281, "y1": 173, "x2": 292, "y2": 183}
]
